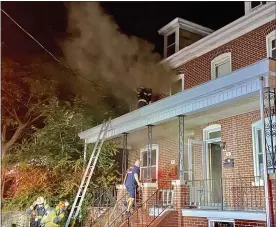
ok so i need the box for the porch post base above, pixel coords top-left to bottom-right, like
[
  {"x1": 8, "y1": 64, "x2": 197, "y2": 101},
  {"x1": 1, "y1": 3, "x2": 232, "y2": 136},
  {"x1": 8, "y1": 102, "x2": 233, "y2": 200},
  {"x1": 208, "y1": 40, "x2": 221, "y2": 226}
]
[{"x1": 172, "y1": 180, "x2": 190, "y2": 226}]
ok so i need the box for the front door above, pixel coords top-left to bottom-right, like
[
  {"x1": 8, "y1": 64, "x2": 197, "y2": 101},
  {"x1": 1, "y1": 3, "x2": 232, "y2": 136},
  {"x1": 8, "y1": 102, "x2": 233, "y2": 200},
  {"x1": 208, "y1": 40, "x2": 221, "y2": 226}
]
[
  {"x1": 207, "y1": 141, "x2": 222, "y2": 205},
  {"x1": 204, "y1": 125, "x2": 222, "y2": 207}
]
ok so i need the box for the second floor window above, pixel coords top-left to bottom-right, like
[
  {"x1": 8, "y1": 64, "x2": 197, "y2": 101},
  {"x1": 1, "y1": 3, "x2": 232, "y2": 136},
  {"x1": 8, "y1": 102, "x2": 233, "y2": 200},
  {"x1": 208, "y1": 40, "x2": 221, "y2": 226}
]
[
  {"x1": 171, "y1": 74, "x2": 184, "y2": 95},
  {"x1": 266, "y1": 30, "x2": 276, "y2": 59},
  {"x1": 211, "y1": 53, "x2": 232, "y2": 80}
]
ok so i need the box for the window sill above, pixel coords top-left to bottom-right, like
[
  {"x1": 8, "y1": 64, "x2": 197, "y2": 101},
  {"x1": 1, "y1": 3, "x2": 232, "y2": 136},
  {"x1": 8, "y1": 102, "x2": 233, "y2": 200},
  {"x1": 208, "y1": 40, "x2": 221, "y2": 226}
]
[
  {"x1": 251, "y1": 180, "x2": 264, "y2": 187},
  {"x1": 143, "y1": 182, "x2": 157, "y2": 188}
]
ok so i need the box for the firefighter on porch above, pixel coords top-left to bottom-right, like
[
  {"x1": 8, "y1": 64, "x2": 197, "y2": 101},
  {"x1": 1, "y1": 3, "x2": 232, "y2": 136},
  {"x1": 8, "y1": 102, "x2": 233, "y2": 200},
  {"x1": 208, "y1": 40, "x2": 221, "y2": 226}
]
[
  {"x1": 40, "y1": 200, "x2": 69, "y2": 227},
  {"x1": 26, "y1": 197, "x2": 50, "y2": 227},
  {"x1": 136, "y1": 87, "x2": 152, "y2": 108}
]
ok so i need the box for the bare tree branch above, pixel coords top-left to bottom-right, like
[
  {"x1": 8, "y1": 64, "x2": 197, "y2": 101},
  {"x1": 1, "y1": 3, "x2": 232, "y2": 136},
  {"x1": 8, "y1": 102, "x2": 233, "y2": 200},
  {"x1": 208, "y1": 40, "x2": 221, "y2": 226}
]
[
  {"x1": 2, "y1": 105, "x2": 16, "y2": 120},
  {"x1": 13, "y1": 109, "x2": 23, "y2": 125},
  {"x1": 2, "y1": 123, "x2": 28, "y2": 157},
  {"x1": 2, "y1": 124, "x2": 7, "y2": 143}
]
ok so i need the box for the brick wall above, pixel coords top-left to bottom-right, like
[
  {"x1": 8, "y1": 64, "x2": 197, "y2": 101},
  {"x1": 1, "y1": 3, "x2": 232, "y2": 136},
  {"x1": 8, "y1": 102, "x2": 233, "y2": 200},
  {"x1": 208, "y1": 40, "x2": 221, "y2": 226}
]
[
  {"x1": 192, "y1": 110, "x2": 266, "y2": 210},
  {"x1": 180, "y1": 216, "x2": 208, "y2": 227},
  {"x1": 193, "y1": 110, "x2": 261, "y2": 179},
  {"x1": 128, "y1": 137, "x2": 178, "y2": 187},
  {"x1": 235, "y1": 220, "x2": 266, "y2": 227},
  {"x1": 175, "y1": 20, "x2": 276, "y2": 90},
  {"x1": 176, "y1": 217, "x2": 267, "y2": 227}
]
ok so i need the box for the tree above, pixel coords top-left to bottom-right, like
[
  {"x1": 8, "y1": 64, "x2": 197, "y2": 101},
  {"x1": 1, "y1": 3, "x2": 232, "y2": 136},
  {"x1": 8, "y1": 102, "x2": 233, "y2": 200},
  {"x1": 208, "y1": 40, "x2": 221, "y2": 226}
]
[
  {"x1": 3, "y1": 95, "x2": 119, "y2": 211},
  {"x1": 1, "y1": 58, "x2": 57, "y2": 158}
]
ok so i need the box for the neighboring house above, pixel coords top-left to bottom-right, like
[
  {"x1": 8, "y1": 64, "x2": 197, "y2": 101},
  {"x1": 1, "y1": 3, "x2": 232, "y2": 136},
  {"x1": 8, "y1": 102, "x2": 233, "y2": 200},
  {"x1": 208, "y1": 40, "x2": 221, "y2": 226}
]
[{"x1": 80, "y1": 2, "x2": 276, "y2": 227}]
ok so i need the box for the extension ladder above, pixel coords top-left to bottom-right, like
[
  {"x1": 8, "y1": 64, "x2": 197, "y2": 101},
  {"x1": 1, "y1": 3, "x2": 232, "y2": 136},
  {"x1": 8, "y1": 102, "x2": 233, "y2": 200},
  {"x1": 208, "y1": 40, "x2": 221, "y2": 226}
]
[{"x1": 65, "y1": 120, "x2": 111, "y2": 227}]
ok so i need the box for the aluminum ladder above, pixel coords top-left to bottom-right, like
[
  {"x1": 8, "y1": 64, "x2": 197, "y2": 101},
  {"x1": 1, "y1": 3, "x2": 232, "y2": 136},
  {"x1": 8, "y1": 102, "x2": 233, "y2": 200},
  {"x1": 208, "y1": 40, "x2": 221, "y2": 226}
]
[{"x1": 65, "y1": 120, "x2": 111, "y2": 227}]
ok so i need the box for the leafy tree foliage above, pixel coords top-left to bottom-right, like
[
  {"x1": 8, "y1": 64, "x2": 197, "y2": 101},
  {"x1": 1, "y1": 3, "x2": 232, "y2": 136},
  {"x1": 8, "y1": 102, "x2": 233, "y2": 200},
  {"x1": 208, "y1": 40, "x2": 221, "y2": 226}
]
[{"x1": 2, "y1": 59, "x2": 120, "y2": 215}]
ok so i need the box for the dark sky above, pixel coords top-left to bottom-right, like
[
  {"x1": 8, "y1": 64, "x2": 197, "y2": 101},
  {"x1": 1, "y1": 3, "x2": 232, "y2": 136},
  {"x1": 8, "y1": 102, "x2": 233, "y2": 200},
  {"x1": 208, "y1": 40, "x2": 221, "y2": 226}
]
[{"x1": 1, "y1": 1, "x2": 244, "y2": 60}]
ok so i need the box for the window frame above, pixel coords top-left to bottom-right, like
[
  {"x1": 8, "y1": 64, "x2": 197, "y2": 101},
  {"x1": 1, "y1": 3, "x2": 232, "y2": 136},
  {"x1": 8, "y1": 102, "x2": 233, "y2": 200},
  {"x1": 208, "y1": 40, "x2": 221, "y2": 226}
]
[
  {"x1": 164, "y1": 27, "x2": 179, "y2": 58},
  {"x1": 140, "y1": 144, "x2": 159, "y2": 182},
  {"x1": 266, "y1": 30, "x2": 276, "y2": 59},
  {"x1": 170, "y1": 73, "x2": 184, "y2": 95},
  {"x1": 252, "y1": 117, "x2": 276, "y2": 186},
  {"x1": 211, "y1": 53, "x2": 232, "y2": 80}
]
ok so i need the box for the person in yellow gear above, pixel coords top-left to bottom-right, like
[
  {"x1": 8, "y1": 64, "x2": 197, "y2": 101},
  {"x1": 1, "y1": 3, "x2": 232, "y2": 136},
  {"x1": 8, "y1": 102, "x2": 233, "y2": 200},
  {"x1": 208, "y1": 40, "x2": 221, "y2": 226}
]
[
  {"x1": 40, "y1": 200, "x2": 69, "y2": 227},
  {"x1": 26, "y1": 197, "x2": 50, "y2": 227}
]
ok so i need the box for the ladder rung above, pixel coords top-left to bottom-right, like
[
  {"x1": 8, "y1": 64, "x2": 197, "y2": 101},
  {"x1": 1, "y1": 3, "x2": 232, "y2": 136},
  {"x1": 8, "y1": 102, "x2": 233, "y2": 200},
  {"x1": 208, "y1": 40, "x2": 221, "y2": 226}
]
[{"x1": 65, "y1": 120, "x2": 111, "y2": 227}]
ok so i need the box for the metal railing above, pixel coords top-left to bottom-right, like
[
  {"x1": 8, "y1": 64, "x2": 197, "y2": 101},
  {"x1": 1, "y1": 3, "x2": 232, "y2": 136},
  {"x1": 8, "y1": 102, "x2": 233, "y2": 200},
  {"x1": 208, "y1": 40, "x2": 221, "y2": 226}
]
[
  {"x1": 103, "y1": 191, "x2": 129, "y2": 227},
  {"x1": 86, "y1": 187, "x2": 117, "y2": 226},
  {"x1": 187, "y1": 176, "x2": 265, "y2": 211},
  {"x1": 125, "y1": 187, "x2": 170, "y2": 226},
  {"x1": 102, "y1": 180, "x2": 174, "y2": 227}
]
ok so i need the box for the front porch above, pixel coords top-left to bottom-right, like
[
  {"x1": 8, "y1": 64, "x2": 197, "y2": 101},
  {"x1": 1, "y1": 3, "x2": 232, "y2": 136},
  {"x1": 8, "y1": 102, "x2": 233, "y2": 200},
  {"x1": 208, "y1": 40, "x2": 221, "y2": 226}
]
[{"x1": 79, "y1": 58, "x2": 276, "y2": 226}]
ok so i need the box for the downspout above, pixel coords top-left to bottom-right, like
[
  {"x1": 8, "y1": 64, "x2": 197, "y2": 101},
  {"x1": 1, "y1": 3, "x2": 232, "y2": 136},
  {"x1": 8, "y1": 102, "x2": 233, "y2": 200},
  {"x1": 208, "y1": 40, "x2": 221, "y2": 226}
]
[{"x1": 259, "y1": 76, "x2": 272, "y2": 227}]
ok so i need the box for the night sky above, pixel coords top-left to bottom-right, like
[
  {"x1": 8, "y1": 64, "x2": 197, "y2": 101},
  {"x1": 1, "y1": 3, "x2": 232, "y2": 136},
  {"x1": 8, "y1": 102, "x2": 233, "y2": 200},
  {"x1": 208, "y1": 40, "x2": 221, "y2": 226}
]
[{"x1": 2, "y1": 1, "x2": 245, "y2": 61}]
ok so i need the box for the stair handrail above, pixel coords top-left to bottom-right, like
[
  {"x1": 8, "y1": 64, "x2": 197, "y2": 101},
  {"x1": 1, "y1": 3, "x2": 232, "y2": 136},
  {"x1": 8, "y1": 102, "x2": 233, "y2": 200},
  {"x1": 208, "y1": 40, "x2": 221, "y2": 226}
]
[
  {"x1": 109, "y1": 180, "x2": 173, "y2": 227},
  {"x1": 88, "y1": 186, "x2": 117, "y2": 225},
  {"x1": 102, "y1": 190, "x2": 129, "y2": 227},
  {"x1": 125, "y1": 186, "x2": 170, "y2": 226}
]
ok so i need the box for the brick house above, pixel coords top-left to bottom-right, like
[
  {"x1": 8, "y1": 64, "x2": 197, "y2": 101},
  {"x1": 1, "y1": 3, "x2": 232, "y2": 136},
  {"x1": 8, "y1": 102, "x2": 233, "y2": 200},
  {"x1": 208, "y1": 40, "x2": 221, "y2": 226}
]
[{"x1": 80, "y1": 2, "x2": 276, "y2": 227}]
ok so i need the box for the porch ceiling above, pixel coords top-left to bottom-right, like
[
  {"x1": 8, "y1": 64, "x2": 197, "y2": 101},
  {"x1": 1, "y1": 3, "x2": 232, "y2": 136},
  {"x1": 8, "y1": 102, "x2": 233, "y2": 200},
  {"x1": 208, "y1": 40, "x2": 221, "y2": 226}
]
[
  {"x1": 124, "y1": 93, "x2": 260, "y2": 148},
  {"x1": 79, "y1": 59, "x2": 275, "y2": 144}
]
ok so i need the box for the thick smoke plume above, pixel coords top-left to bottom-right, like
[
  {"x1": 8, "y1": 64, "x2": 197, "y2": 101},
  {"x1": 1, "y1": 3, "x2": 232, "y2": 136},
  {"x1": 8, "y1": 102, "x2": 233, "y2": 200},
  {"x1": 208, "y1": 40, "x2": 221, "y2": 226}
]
[{"x1": 62, "y1": 2, "x2": 172, "y2": 105}]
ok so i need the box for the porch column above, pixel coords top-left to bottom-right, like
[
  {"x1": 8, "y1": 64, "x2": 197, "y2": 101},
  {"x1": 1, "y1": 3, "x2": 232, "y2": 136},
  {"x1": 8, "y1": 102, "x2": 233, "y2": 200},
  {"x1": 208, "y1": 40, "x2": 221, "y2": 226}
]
[
  {"x1": 259, "y1": 76, "x2": 272, "y2": 227},
  {"x1": 178, "y1": 115, "x2": 185, "y2": 180},
  {"x1": 147, "y1": 125, "x2": 153, "y2": 183},
  {"x1": 122, "y1": 133, "x2": 128, "y2": 182}
]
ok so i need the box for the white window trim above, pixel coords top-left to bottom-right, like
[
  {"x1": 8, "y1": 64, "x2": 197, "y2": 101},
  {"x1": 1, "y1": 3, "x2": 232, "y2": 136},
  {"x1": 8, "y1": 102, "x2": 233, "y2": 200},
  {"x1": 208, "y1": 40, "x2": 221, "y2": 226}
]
[
  {"x1": 211, "y1": 53, "x2": 232, "y2": 80},
  {"x1": 140, "y1": 144, "x2": 159, "y2": 182},
  {"x1": 208, "y1": 218, "x2": 235, "y2": 227},
  {"x1": 252, "y1": 120, "x2": 262, "y2": 184},
  {"x1": 170, "y1": 73, "x2": 184, "y2": 95},
  {"x1": 251, "y1": 117, "x2": 276, "y2": 186},
  {"x1": 203, "y1": 124, "x2": 222, "y2": 182},
  {"x1": 164, "y1": 27, "x2": 179, "y2": 58},
  {"x1": 266, "y1": 30, "x2": 276, "y2": 58}
]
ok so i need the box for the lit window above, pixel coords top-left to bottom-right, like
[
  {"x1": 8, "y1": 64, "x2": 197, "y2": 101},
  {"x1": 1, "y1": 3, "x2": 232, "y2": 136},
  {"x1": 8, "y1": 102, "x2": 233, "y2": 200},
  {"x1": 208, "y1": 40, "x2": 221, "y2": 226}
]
[
  {"x1": 211, "y1": 53, "x2": 232, "y2": 80},
  {"x1": 266, "y1": 30, "x2": 276, "y2": 59},
  {"x1": 170, "y1": 74, "x2": 184, "y2": 95},
  {"x1": 140, "y1": 145, "x2": 158, "y2": 183},
  {"x1": 167, "y1": 32, "x2": 176, "y2": 57}
]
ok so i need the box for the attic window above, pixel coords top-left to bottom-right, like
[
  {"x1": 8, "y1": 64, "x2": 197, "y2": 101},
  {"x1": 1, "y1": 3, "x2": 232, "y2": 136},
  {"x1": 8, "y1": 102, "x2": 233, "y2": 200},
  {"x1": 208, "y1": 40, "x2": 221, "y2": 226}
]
[{"x1": 167, "y1": 32, "x2": 176, "y2": 57}]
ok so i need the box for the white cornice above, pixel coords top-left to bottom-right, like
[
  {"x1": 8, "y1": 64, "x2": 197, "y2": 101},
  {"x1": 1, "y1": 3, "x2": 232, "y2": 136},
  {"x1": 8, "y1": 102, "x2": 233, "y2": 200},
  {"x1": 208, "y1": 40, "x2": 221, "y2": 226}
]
[
  {"x1": 158, "y1": 17, "x2": 214, "y2": 36},
  {"x1": 161, "y1": 2, "x2": 276, "y2": 69},
  {"x1": 79, "y1": 59, "x2": 274, "y2": 143}
]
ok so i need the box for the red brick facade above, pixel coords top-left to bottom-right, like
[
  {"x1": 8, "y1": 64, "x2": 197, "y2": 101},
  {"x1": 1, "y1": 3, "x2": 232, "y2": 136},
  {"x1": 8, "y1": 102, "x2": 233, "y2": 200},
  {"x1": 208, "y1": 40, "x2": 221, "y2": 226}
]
[
  {"x1": 122, "y1": 15, "x2": 276, "y2": 227},
  {"x1": 176, "y1": 20, "x2": 276, "y2": 90}
]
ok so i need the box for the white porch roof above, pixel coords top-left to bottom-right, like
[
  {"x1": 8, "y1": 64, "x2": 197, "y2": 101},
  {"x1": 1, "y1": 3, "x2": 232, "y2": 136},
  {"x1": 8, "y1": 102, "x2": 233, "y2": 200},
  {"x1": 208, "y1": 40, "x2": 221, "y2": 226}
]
[{"x1": 79, "y1": 59, "x2": 276, "y2": 143}]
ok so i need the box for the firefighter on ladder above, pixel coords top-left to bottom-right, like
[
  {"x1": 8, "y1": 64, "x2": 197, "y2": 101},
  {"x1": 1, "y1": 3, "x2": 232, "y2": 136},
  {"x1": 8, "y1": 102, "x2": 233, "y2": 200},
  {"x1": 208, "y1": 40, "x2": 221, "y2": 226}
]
[
  {"x1": 123, "y1": 160, "x2": 143, "y2": 216},
  {"x1": 26, "y1": 197, "x2": 50, "y2": 227}
]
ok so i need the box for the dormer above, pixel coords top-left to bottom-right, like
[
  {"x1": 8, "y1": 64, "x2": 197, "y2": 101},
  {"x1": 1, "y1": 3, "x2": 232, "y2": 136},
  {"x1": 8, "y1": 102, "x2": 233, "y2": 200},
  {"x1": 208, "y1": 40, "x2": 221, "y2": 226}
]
[
  {"x1": 244, "y1": 1, "x2": 267, "y2": 15},
  {"x1": 158, "y1": 17, "x2": 214, "y2": 58}
]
